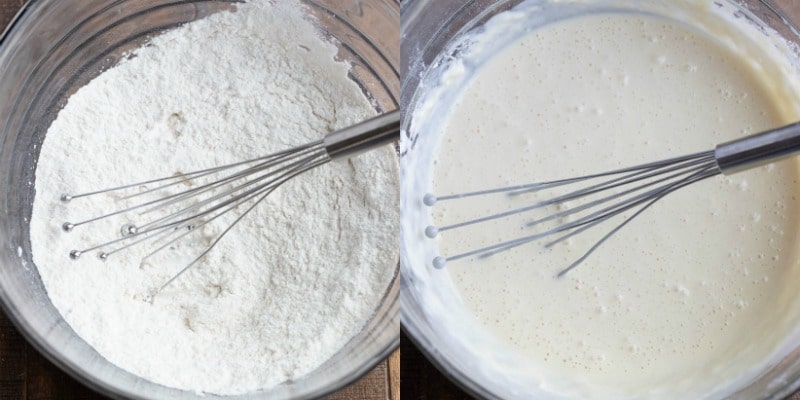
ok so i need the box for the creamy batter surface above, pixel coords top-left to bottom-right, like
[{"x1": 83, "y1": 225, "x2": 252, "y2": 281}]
[{"x1": 415, "y1": 7, "x2": 800, "y2": 399}]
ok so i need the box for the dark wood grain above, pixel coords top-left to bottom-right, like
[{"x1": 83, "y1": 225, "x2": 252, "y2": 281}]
[
  {"x1": 0, "y1": 0, "x2": 23, "y2": 29},
  {"x1": 401, "y1": 332, "x2": 473, "y2": 400},
  {"x1": 0, "y1": 1, "x2": 391, "y2": 399},
  {"x1": 0, "y1": 310, "x2": 102, "y2": 400},
  {"x1": 0, "y1": 310, "x2": 26, "y2": 400}
]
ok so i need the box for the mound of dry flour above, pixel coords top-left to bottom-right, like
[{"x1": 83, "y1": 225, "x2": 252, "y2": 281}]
[{"x1": 30, "y1": 0, "x2": 397, "y2": 394}]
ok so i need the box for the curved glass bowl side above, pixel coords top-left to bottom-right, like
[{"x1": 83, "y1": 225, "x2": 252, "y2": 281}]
[
  {"x1": 0, "y1": 0, "x2": 399, "y2": 399},
  {"x1": 306, "y1": 0, "x2": 400, "y2": 111},
  {"x1": 296, "y1": 1, "x2": 400, "y2": 397},
  {"x1": 400, "y1": 3, "x2": 532, "y2": 398}
]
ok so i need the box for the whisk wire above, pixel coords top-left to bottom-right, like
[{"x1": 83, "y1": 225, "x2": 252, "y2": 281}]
[
  {"x1": 426, "y1": 151, "x2": 722, "y2": 275},
  {"x1": 58, "y1": 110, "x2": 401, "y2": 299},
  {"x1": 553, "y1": 164, "x2": 720, "y2": 277},
  {"x1": 426, "y1": 152, "x2": 716, "y2": 237},
  {"x1": 61, "y1": 141, "x2": 323, "y2": 203},
  {"x1": 149, "y1": 154, "x2": 331, "y2": 299},
  {"x1": 425, "y1": 150, "x2": 715, "y2": 205},
  {"x1": 126, "y1": 142, "x2": 324, "y2": 201},
  {"x1": 137, "y1": 141, "x2": 326, "y2": 215},
  {"x1": 151, "y1": 191, "x2": 273, "y2": 301},
  {"x1": 526, "y1": 154, "x2": 718, "y2": 229},
  {"x1": 65, "y1": 142, "x2": 331, "y2": 297},
  {"x1": 135, "y1": 149, "x2": 327, "y2": 233},
  {"x1": 63, "y1": 141, "x2": 327, "y2": 232},
  {"x1": 75, "y1": 149, "x2": 328, "y2": 257}
]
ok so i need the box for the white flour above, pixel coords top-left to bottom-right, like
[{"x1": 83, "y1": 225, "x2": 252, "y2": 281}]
[{"x1": 30, "y1": 0, "x2": 398, "y2": 395}]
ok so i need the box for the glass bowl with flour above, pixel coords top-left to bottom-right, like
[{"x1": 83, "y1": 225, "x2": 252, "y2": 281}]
[
  {"x1": 402, "y1": 0, "x2": 800, "y2": 398},
  {"x1": 0, "y1": 0, "x2": 398, "y2": 398}
]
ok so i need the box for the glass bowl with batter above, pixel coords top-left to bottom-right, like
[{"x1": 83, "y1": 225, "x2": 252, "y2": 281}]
[
  {"x1": 401, "y1": 0, "x2": 800, "y2": 399},
  {"x1": 0, "y1": 1, "x2": 398, "y2": 399}
]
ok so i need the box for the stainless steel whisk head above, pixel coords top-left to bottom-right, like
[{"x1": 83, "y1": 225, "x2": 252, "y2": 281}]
[
  {"x1": 423, "y1": 121, "x2": 800, "y2": 276},
  {"x1": 60, "y1": 110, "x2": 399, "y2": 298}
]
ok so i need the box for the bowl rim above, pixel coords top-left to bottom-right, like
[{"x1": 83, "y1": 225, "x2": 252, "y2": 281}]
[
  {"x1": 1, "y1": 4, "x2": 142, "y2": 396},
  {"x1": 398, "y1": 1, "x2": 800, "y2": 399},
  {"x1": 0, "y1": 1, "x2": 399, "y2": 399}
]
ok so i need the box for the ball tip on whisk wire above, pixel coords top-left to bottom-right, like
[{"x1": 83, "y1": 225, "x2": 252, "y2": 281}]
[
  {"x1": 424, "y1": 225, "x2": 439, "y2": 238},
  {"x1": 121, "y1": 224, "x2": 138, "y2": 237}
]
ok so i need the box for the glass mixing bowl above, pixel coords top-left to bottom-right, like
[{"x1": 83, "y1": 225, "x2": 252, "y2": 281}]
[
  {"x1": 400, "y1": 0, "x2": 800, "y2": 399},
  {"x1": 0, "y1": 1, "x2": 398, "y2": 399}
]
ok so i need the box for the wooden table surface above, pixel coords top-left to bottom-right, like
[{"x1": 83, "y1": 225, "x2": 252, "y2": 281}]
[
  {"x1": 8, "y1": 0, "x2": 800, "y2": 399},
  {"x1": 0, "y1": 1, "x2": 399, "y2": 399},
  {"x1": 401, "y1": 332, "x2": 473, "y2": 400}
]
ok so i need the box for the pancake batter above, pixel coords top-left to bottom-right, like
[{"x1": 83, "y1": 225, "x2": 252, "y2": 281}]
[{"x1": 408, "y1": 2, "x2": 800, "y2": 398}]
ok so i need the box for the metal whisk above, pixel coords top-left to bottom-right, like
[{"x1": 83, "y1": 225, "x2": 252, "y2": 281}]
[
  {"x1": 61, "y1": 110, "x2": 399, "y2": 297},
  {"x1": 423, "y1": 121, "x2": 800, "y2": 277}
]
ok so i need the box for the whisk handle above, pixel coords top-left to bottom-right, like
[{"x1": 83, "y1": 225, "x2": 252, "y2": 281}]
[
  {"x1": 323, "y1": 110, "x2": 400, "y2": 159},
  {"x1": 715, "y1": 121, "x2": 800, "y2": 174}
]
